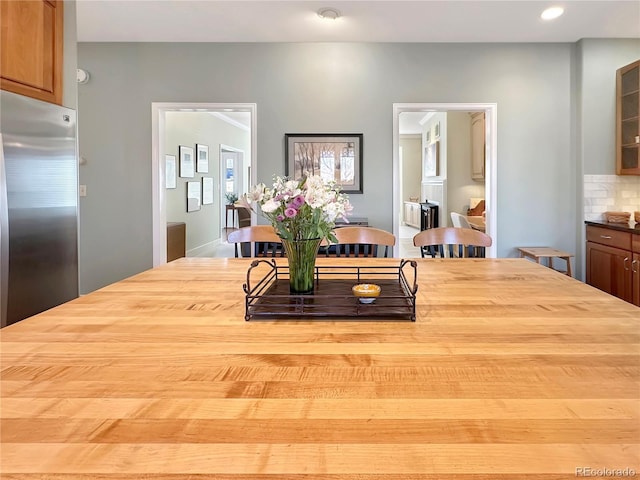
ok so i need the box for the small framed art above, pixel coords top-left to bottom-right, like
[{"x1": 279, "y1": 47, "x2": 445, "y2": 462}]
[
  {"x1": 186, "y1": 181, "x2": 201, "y2": 212},
  {"x1": 179, "y1": 145, "x2": 195, "y2": 178},
  {"x1": 423, "y1": 141, "x2": 440, "y2": 178},
  {"x1": 165, "y1": 154, "x2": 177, "y2": 189},
  {"x1": 196, "y1": 143, "x2": 209, "y2": 173},
  {"x1": 202, "y1": 177, "x2": 214, "y2": 205}
]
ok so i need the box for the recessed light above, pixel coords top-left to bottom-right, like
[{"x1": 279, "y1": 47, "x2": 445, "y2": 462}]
[
  {"x1": 541, "y1": 6, "x2": 564, "y2": 20},
  {"x1": 317, "y1": 7, "x2": 341, "y2": 20}
]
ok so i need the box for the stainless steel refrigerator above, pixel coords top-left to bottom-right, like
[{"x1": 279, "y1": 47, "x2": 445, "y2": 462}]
[{"x1": 0, "y1": 90, "x2": 79, "y2": 328}]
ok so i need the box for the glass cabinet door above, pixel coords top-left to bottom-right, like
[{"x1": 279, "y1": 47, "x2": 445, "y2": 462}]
[{"x1": 617, "y1": 60, "x2": 640, "y2": 175}]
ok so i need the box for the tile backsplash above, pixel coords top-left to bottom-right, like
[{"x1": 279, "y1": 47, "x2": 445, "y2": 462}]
[{"x1": 584, "y1": 175, "x2": 640, "y2": 222}]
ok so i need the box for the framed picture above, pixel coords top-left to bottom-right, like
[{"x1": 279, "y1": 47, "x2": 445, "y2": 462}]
[
  {"x1": 186, "y1": 181, "x2": 201, "y2": 212},
  {"x1": 285, "y1": 133, "x2": 363, "y2": 194},
  {"x1": 165, "y1": 154, "x2": 176, "y2": 189},
  {"x1": 179, "y1": 145, "x2": 195, "y2": 178},
  {"x1": 196, "y1": 143, "x2": 209, "y2": 173},
  {"x1": 423, "y1": 140, "x2": 440, "y2": 177},
  {"x1": 202, "y1": 177, "x2": 214, "y2": 205}
]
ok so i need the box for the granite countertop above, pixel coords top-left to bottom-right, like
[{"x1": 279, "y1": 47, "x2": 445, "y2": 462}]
[{"x1": 585, "y1": 220, "x2": 640, "y2": 234}]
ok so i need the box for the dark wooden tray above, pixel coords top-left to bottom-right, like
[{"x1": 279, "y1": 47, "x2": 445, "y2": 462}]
[{"x1": 243, "y1": 259, "x2": 418, "y2": 321}]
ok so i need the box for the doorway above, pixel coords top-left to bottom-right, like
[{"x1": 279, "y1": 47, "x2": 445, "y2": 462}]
[
  {"x1": 151, "y1": 102, "x2": 257, "y2": 266},
  {"x1": 392, "y1": 103, "x2": 497, "y2": 258},
  {"x1": 219, "y1": 145, "x2": 244, "y2": 232}
]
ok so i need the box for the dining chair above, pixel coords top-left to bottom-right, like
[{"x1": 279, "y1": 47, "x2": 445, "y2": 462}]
[
  {"x1": 322, "y1": 226, "x2": 396, "y2": 258},
  {"x1": 413, "y1": 227, "x2": 492, "y2": 258},
  {"x1": 236, "y1": 205, "x2": 252, "y2": 228},
  {"x1": 227, "y1": 225, "x2": 283, "y2": 258},
  {"x1": 450, "y1": 211, "x2": 472, "y2": 229}
]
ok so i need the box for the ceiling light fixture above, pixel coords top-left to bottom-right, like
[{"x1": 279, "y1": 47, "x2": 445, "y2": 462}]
[
  {"x1": 317, "y1": 7, "x2": 341, "y2": 20},
  {"x1": 541, "y1": 6, "x2": 564, "y2": 20}
]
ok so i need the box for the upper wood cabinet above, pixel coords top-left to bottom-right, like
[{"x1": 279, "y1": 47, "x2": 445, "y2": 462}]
[
  {"x1": 1, "y1": 0, "x2": 63, "y2": 105},
  {"x1": 616, "y1": 60, "x2": 640, "y2": 175},
  {"x1": 470, "y1": 112, "x2": 485, "y2": 181}
]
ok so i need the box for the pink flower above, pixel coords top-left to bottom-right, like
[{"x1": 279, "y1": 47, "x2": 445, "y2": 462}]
[
  {"x1": 276, "y1": 214, "x2": 285, "y2": 222},
  {"x1": 284, "y1": 207, "x2": 297, "y2": 218},
  {"x1": 291, "y1": 195, "x2": 305, "y2": 208}
]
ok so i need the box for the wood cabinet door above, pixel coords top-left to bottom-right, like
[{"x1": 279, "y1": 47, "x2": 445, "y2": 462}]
[
  {"x1": 586, "y1": 241, "x2": 633, "y2": 303},
  {"x1": 410, "y1": 204, "x2": 419, "y2": 228},
  {"x1": 404, "y1": 203, "x2": 411, "y2": 226},
  {"x1": 404, "y1": 203, "x2": 420, "y2": 228},
  {"x1": 0, "y1": 0, "x2": 63, "y2": 105}
]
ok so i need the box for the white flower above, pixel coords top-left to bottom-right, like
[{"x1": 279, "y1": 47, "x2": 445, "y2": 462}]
[
  {"x1": 260, "y1": 198, "x2": 279, "y2": 213},
  {"x1": 323, "y1": 202, "x2": 340, "y2": 222},
  {"x1": 243, "y1": 174, "x2": 352, "y2": 242},
  {"x1": 247, "y1": 183, "x2": 266, "y2": 203}
]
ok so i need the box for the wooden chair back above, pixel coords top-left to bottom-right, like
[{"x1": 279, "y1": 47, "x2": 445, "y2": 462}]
[
  {"x1": 227, "y1": 225, "x2": 283, "y2": 258},
  {"x1": 236, "y1": 206, "x2": 251, "y2": 228},
  {"x1": 413, "y1": 227, "x2": 492, "y2": 258},
  {"x1": 323, "y1": 226, "x2": 396, "y2": 258}
]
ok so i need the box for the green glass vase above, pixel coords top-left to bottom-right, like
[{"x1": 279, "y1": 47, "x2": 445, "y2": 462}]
[{"x1": 281, "y1": 238, "x2": 321, "y2": 294}]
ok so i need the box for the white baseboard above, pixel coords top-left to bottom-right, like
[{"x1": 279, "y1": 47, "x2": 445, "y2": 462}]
[{"x1": 187, "y1": 239, "x2": 222, "y2": 257}]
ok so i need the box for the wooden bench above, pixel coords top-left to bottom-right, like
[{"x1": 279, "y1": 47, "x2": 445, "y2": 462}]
[{"x1": 517, "y1": 247, "x2": 574, "y2": 277}]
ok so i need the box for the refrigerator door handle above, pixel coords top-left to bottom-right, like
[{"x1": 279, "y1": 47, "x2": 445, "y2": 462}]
[{"x1": 0, "y1": 133, "x2": 9, "y2": 328}]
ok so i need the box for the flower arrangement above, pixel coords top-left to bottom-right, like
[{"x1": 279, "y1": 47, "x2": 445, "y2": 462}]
[{"x1": 240, "y1": 174, "x2": 352, "y2": 243}]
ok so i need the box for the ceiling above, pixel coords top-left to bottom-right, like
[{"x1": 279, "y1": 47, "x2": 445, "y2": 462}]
[{"x1": 76, "y1": 0, "x2": 640, "y2": 43}]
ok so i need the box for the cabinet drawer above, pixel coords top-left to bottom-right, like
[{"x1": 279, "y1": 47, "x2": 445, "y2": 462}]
[
  {"x1": 586, "y1": 226, "x2": 631, "y2": 250},
  {"x1": 633, "y1": 233, "x2": 640, "y2": 254}
]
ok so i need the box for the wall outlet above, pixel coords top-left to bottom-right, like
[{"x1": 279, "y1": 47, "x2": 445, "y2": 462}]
[{"x1": 79, "y1": 185, "x2": 87, "y2": 197}]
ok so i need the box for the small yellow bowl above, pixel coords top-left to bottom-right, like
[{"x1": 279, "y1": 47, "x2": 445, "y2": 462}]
[{"x1": 352, "y1": 284, "x2": 381, "y2": 304}]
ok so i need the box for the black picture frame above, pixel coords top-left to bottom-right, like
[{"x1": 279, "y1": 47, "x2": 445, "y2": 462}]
[{"x1": 285, "y1": 133, "x2": 363, "y2": 194}]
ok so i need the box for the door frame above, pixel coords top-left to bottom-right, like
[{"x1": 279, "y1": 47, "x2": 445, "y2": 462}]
[
  {"x1": 392, "y1": 103, "x2": 497, "y2": 258},
  {"x1": 151, "y1": 102, "x2": 257, "y2": 266}
]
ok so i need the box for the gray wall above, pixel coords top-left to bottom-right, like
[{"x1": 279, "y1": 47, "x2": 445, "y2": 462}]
[
  {"x1": 62, "y1": 0, "x2": 77, "y2": 109},
  {"x1": 400, "y1": 135, "x2": 421, "y2": 202},
  {"x1": 78, "y1": 40, "x2": 637, "y2": 292},
  {"x1": 446, "y1": 111, "x2": 485, "y2": 224},
  {"x1": 165, "y1": 112, "x2": 250, "y2": 254},
  {"x1": 574, "y1": 38, "x2": 639, "y2": 279},
  {"x1": 579, "y1": 39, "x2": 640, "y2": 175}
]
